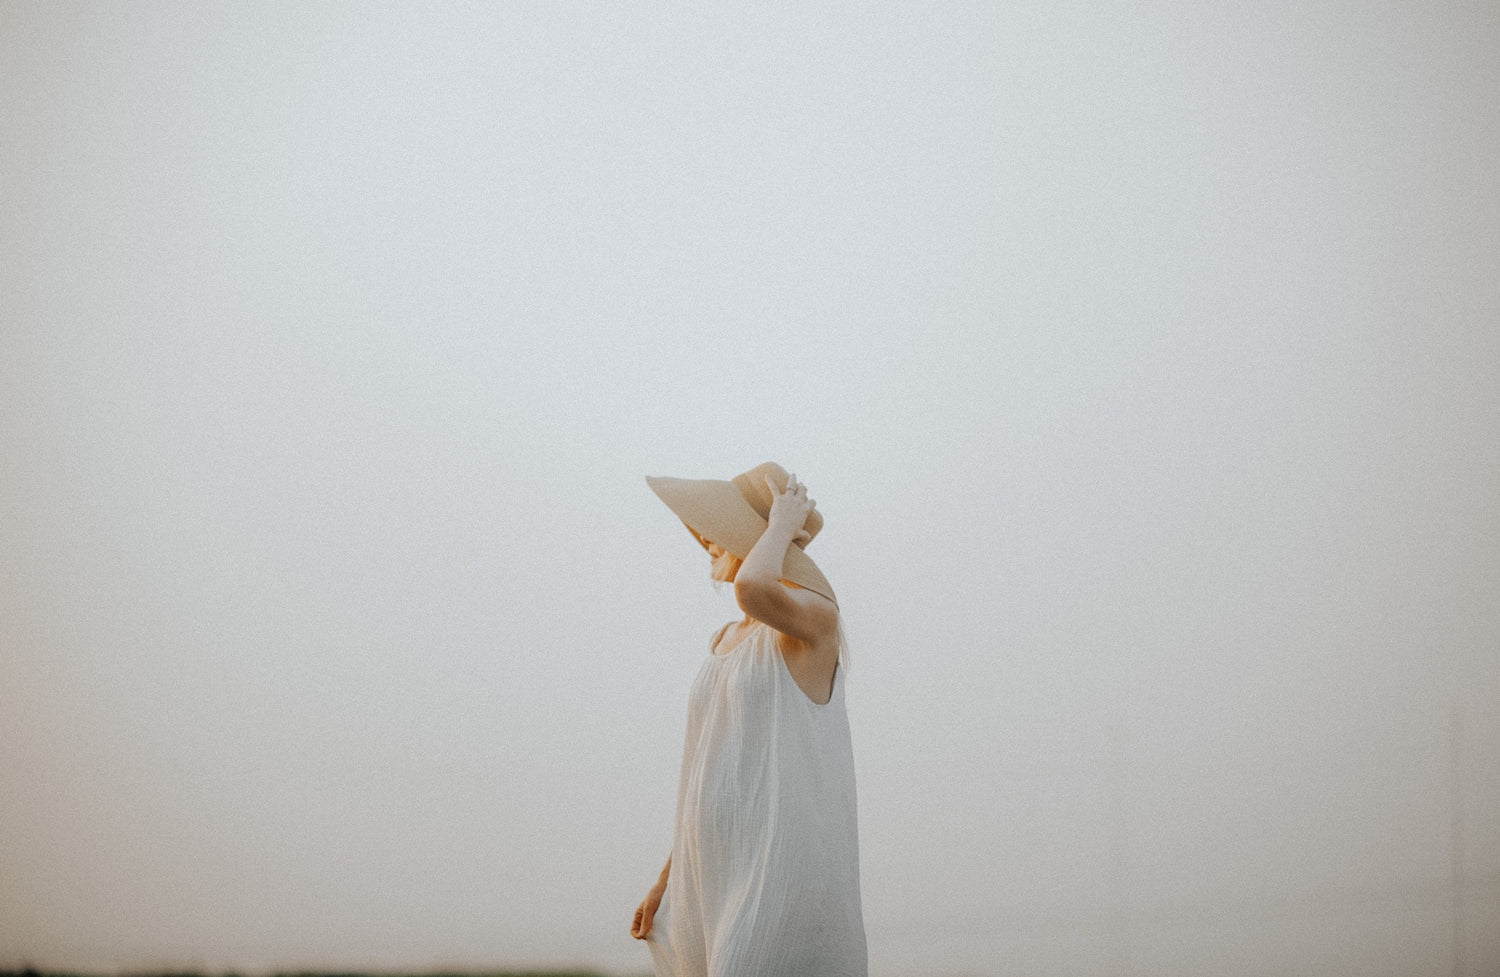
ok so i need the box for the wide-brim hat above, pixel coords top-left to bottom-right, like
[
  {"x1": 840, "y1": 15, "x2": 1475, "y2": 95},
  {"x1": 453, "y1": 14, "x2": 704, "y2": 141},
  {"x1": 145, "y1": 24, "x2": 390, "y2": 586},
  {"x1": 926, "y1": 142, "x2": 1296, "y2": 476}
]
[{"x1": 646, "y1": 461, "x2": 835, "y2": 605}]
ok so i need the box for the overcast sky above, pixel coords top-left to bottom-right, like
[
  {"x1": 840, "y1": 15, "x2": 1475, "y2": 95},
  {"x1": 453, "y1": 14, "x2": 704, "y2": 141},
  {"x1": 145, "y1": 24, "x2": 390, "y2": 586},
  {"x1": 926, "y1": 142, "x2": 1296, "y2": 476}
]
[{"x1": 2, "y1": 3, "x2": 1497, "y2": 976}]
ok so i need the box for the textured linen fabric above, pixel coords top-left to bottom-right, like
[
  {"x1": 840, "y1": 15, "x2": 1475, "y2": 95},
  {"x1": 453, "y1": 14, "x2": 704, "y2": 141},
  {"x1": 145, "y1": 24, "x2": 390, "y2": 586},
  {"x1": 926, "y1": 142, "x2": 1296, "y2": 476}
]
[{"x1": 648, "y1": 620, "x2": 867, "y2": 977}]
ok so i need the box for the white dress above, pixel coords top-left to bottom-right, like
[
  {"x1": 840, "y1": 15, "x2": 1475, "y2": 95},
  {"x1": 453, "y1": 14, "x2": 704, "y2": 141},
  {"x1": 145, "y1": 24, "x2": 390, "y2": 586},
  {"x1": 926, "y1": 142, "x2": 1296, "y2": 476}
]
[{"x1": 649, "y1": 620, "x2": 867, "y2": 977}]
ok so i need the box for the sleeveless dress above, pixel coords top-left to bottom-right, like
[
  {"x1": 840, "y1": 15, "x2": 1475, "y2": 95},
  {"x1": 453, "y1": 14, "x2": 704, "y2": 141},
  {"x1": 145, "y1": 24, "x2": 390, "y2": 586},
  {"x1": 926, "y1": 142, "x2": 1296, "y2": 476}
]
[{"x1": 648, "y1": 619, "x2": 867, "y2": 977}]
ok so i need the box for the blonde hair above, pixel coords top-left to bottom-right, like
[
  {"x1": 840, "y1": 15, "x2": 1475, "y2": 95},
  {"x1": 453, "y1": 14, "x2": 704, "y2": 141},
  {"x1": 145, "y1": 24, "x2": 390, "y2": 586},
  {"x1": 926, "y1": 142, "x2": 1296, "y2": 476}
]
[{"x1": 708, "y1": 548, "x2": 742, "y2": 585}]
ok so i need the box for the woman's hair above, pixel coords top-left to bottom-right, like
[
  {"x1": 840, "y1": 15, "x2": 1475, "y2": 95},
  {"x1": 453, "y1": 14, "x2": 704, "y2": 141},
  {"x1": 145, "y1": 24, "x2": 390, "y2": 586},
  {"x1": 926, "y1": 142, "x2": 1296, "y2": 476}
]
[{"x1": 709, "y1": 548, "x2": 742, "y2": 587}]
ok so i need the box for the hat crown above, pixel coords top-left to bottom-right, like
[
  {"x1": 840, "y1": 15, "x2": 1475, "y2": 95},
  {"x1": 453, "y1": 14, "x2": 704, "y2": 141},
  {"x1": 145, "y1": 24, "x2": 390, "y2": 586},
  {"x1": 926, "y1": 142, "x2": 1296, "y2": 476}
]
[{"x1": 730, "y1": 461, "x2": 823, "y2": 546}]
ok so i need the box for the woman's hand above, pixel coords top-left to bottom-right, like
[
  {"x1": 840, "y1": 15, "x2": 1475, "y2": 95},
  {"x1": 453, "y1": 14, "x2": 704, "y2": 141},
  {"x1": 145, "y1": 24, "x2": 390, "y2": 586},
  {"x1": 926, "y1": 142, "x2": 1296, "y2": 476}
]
[
  {"x1": 631, "y1": 883, "x2": 665, "y2": 940},
  {"x1": 766, "y1": 472, "x2": 816, "y2": 545}
]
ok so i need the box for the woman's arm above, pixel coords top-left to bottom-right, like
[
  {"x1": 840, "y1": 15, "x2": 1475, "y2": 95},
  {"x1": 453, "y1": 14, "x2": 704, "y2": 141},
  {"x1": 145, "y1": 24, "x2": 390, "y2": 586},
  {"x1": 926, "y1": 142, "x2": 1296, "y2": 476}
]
[
  {"x1": 734, "y1": 474, "x2": 838, "y2": 644},
  {"x1": 630, "y1": 855, "x2": 671, "y2": 939}
]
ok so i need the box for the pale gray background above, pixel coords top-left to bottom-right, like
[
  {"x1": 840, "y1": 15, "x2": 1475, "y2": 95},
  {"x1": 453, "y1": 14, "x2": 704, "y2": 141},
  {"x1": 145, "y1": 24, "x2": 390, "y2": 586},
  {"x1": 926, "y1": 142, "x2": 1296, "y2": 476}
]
[{"x1": 2, "y1": 2, "x2": 1497, "y2": 976}]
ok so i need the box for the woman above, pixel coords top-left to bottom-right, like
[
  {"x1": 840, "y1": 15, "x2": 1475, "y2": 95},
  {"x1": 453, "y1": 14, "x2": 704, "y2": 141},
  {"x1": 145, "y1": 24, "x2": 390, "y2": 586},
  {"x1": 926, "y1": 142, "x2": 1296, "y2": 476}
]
[{"x1": 631, "y1": 462, "x2": 867, "y2": 977}]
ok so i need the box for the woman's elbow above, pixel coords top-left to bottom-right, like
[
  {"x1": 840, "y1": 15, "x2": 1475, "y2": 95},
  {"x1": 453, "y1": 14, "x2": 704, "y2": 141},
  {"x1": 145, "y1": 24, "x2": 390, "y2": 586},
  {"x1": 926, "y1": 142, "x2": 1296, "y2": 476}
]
[{"x1": 733, "y1": 575, "x2": 781, "y2": 616}]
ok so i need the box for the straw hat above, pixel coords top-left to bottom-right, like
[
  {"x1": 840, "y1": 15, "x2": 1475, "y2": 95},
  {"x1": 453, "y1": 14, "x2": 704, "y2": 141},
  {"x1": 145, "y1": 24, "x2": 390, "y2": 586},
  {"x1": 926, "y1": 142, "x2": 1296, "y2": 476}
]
[{"x1": 646, "y1": 461, "x2": 836, "y2": 605}]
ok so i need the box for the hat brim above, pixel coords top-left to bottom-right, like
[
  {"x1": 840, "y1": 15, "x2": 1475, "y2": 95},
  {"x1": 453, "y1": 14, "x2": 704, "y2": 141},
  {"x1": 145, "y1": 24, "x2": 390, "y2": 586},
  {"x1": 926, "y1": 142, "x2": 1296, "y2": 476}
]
[{"x1": 646, "y1": 474, "x2": 836, "y2": 605}]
